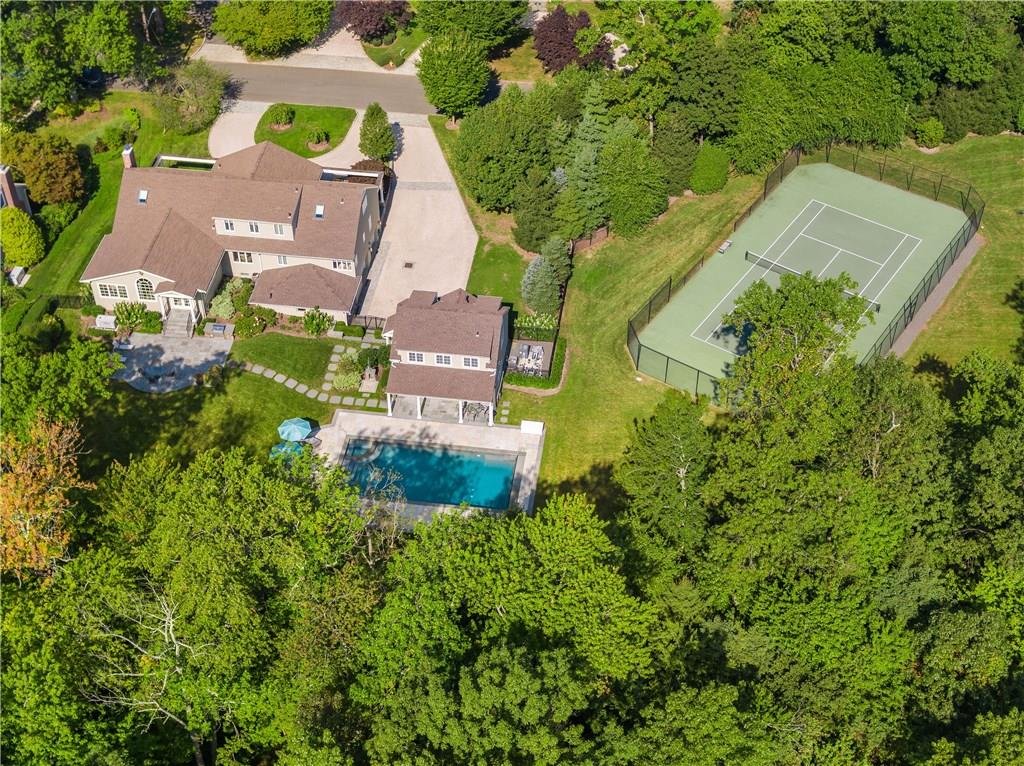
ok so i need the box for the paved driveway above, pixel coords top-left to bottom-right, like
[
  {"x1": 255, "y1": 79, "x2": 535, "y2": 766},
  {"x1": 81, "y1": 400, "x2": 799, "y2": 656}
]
[
  {"x1": 359, "y1": 113, "x2": 478, "y2": 318},
  {"x1": 208, "y1": 100, "x2": 271, "y2": 158}
]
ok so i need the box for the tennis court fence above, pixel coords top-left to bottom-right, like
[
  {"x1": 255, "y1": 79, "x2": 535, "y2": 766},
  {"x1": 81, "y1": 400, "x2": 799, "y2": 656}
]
[{"x1": 626, "y1": 141, "x2": 986, "y2": 397}]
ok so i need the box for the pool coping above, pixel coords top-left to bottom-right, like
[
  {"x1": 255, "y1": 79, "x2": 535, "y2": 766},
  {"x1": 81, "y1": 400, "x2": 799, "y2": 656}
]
[{"x1": 315, "y1": 409, "x2": 545, "y2": 518}]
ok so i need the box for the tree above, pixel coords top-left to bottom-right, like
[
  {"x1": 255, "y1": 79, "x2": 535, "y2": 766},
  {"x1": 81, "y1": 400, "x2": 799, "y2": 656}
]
[
  {"x1": 416, "y1": 30, "x2": 491, "y2": 119},
  {"x1": 0, "y1": 418, "x2": 91, "y2": 584},
  {"x1": 521, "y1": 253, "x2": 562, "y2": 315},
  {"x1": 512, "y1": 166, "x2": 558, "y2": 251},
  {"x1": 214, "y1": 0, "x2": 334, "y2": 58},
  {"x1": 358, "y1": 102, "x2": 396, "y2": 162},
  {"x1": 598, "y1": 117, "x2": 667, "y2": 235},
  {"x1": 653, "y1": 103, "x2": 701, "y2": 195},
  {"x1": 0, "y1": 335, "x2": 119, "y2": 438},
  {"x1": 688, "y1": 142, "x2": 729, "y2": 194},
  {"x1": 5, "y1": 132, "x2": 85, "y2": 205},
  {"x1": 336, "y1": 1, "x2": 412, "y2": 44},
  {"x1": 533, "y1": 6, "x2": 611, "y2": 74},
  {"x1": 539, "y1": 235, "x2": 571, "y2": 285},
  {"x1": 0, "y1": 2, "x2": 79, "y2": 119},
  {"x1": 414, "y1": 0, "x2": 528, "y2": 50},
  {"x1": 153, "y1": 59, "x2": 227, "y2": 134},
  {"x1": 0, "y1": 207, "x2": 46, "y2": 267}
]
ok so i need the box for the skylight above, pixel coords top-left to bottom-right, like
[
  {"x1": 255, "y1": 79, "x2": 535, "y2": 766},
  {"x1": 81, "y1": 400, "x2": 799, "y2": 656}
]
[
  {"x1": 138, "y1": 189, "x2": 149, "y2": 204},
  {"x1": 314, "y1": 204, "x2": 325, "y2": 219}
]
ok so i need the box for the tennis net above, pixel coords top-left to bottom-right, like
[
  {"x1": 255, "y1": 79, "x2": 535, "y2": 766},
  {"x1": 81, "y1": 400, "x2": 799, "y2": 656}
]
[{"x1": 745, "y1": 251, "x2": 881, "y2": 313}]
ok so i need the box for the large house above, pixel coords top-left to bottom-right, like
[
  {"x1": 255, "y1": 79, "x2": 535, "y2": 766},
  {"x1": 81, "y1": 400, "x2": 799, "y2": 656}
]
[
  {"x1": 383, "y1": 289, "x2": 509, "y2": 425},
  {"x1": 81, "y1": 142, "x2": 383, "y2": 335}
]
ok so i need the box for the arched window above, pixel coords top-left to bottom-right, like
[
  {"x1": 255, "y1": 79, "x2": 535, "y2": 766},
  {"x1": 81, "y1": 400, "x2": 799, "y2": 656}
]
[{"x1": 137, "y1": 278, "x2": 154, "y2": 301}]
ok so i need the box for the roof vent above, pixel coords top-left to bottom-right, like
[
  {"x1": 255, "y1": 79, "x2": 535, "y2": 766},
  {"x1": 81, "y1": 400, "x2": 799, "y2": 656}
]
[
  {"x1": 314, "y1": 204, "x2": 325, "y2": 219},
  {"x1": 403, "y1": 261, "x2": 414, "y2": 269}
]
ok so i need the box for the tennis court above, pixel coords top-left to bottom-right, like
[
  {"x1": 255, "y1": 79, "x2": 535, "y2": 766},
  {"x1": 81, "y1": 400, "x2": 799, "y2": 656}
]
[{"x1": 635, "y1": 162, "x2": 970, "y2": 389}]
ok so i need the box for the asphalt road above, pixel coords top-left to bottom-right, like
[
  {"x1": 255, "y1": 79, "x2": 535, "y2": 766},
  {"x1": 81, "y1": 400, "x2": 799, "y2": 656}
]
[{"x1": 213, "y1": 62, "x2": 435, "y2": 115}]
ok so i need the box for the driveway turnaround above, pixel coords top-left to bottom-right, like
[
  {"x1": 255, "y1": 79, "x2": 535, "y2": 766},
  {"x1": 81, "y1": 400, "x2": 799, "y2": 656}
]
[{"x1": 358, "y1": 113, "x2": 478, "y2": 319}]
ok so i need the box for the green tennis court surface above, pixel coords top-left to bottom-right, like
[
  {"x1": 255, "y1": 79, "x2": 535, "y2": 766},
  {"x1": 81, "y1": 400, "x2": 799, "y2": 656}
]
[{"x1": 637, "y1": 162, "x2": 968, "y2": 380}]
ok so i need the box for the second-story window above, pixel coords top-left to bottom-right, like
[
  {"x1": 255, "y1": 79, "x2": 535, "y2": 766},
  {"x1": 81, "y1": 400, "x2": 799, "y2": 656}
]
[
  {"x1": 273, "y1": 223, "x2": 285, "y2": 235},
  {"x1": 463, "y1": 357, "x2": 479, "y2": 368},
  {"x1": 435, "y1": 354, "x2": 451, "y2": 366},
  {"x1": 248, "y1": 221, "x2": 259, "y2": 233},
  {"x1": 408, "y1": 352, "x2": 424, "y2": 363},
  {"x1": 231, "y1": 251, "x2": 253, "y2": 263},
  {"x1": 224, "y1": 219, "x2": 235, "y2": 231},
  {"x1": 277, "y1": 255, "x2": 288, "y2": 265}
]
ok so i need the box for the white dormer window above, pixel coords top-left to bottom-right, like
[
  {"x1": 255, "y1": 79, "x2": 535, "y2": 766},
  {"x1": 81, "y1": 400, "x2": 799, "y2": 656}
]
[
  {"x1": 138, "y1": 189, "x2": 148, "y2": 204},
  {"x1": 273, "y1": 223, "x2": 285, "y2": 235},
  {"x1": 408, "y1": 352, "x2": 424, "y2": 363},
  {"x1": 463, "y1": 357, "x2": 479, "y2": 368},
  {"x1": 435, "y1": 354, "x2": 451, "y2": 366},
  {"x1": 224, "y1": 219, "x2": 235, "y2": 231},
  {"x1": 248, "y1": 221, "x2": 259, "y2": 233},
  {"x1": 314, "y1": 204, "x2": 325, "y2": 219}
]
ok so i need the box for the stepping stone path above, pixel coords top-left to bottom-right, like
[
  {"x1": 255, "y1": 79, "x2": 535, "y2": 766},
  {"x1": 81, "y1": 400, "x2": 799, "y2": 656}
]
[
  {"x1": 285, "y1": 379, "x2": 298, "y2": 389},
  {"x1": 296, "y1": 383, "x2": 308, "y2": 394},
  {"x1": 273, "y1": 373, "x2": 286, "y2": 383},
  {"x1": 242, "y1": 344, "x2": 381, "y2": 413},
  {"x1": 342, "y1": 396, "x2": 355, "y2": 405},
  {"x1": 499, "y1": 417, "x2": 509, "y2": 424},
  {"x1": 366, "y1": 398, "x2": 378, "y2": 407},
  {"x1": 329, "y1": 395, "x2": 341, "y2": 404}
]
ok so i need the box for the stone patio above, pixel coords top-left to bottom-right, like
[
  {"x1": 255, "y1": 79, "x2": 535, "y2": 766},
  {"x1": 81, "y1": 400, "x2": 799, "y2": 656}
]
[{"x1": 112, "y1": 335, "x2": 234, "y2": 393}]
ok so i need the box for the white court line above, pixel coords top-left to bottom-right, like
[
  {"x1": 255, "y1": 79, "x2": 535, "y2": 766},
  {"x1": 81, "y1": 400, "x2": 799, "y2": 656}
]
[
  {"x1": 800, "y1": 233, "x2": 884, "y2": 266},
  {"x1": 809, "y1": 198, "x2": 923, "y2": 241},
  {"x1": 688, "y1": 200, "x2": 820, "y2": 342},
  {"x1": 867, "y1": 236, "x2": 922, "y2": 307},
  {"x1": 816, "y1": 248, "x2": 843, "y2": 278},
  {"x1": 858, "y1": 234, "x2": 907, "y2": 298},
  {"x1": 694, "y1": 332, "x2": 740, "y2": 356},
  {"x1": 703, "y1": 202, "x2": 828, "y2": 341}
]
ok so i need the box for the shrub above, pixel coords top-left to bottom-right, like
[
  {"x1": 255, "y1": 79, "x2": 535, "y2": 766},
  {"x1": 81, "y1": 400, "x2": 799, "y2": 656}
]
[
  {"x1": 337, "y1": 1, "x2": 412, "y2": 43},
  {"x1": 87, "y1": 327, "x2": 116, "y2": 338},
  {"x1": 214, "y1": 0, "x2": 334, "y2": 57},
  {"x1": 234, "y1": 312, "x2": 267, "y2": 338},
  {"x1": 306, "y1": 127, "x2": 329, "y2": 145},
  {"x1": 332, "y1": 370, "x2": 362, "y2": 391},
  {"x1": 303, "y1": 307, "x2": 331, "y2": 337},
  {"x1": 154, "y1": 60, "x2": 228, "y2": 134},
  {"x1": 266, "y1": 103, "x2": 295, "y2": 126},
  {"x1": 359, "y1": 102, "x2": 396, "y2": 162},
  {"x1": 689, "y1": 143, "x2": 729, "y2": 195},
  {"x1": 102, "y1": 120, "x2": 136, "y2": 151},
  {"x1": 229, "y1": 277, "x2": 254, "y2": 312},
  {"x1": 209, "y1": 291, "x2": 235, "y2": 320},
  {"x1": 92, "y1": 137, "x2": 109, "y2": 154},
  {"x1": 0, "y1": 208, "x2": 46, "y2": 267},
  {"x1": 137, "y1": 311, "x2": 163, "y2": 334},
  {"x1": 5, "y1": 133, "x2": 85, "y2": 205},
  {"x1": 358, "y1": 344, "x2": 391, "y2": 370},
  {"x1": 81, "y1": 303, "x2": 105, "y2": 317},
  {"x1": 333, "y1": 322, "x2": 365, "y2": 337},
  {"x1": 521, "y1": 255, "x2": 561, "y2": 315},
  {"x1": 122, "y1": 107, "x2": 142, "y2": 131},
  {"x1": 915, "y1": 117, "x2": 945, "y2": 148},
  {"x1": 114, "y1": 302, "x2": 147, "y2": 332},
  {"x1": 416, "y1": 30, "x2": 491, "y2": 119},
  {"x1": 36, "y1": 201, "x2": 80, "y2": 247}
]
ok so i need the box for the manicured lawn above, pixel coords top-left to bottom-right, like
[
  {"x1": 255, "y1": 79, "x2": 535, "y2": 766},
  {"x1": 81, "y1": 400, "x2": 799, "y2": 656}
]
[
  {"x1": 81, "y1": 373, "x2": 331, "y2": 480},
  {"x1": 230, "y1": 332, "x2": 335, "y2": 387},
  {"x1": 896, "y1": 135, "x2": 1024, "y2": 367},
  {"x1": 490, "y1": 31, "x2": 548, "y2": 83},
  {"x1": 254, "y1": 104, "x2": 356, "y2": 158},
  {"x1": 362, "y1": 25, "x2": 427, "y2": 68},
  {"x1": 467, "y1": 240, "x2": 528, "y2": 314},
  {"x1": 3, "y1": 93, "x2": 212, "y2": 335}
]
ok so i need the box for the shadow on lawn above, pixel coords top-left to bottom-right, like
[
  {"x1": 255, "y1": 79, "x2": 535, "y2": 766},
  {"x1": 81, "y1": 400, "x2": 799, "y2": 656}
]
[
  {"x1": 534, "y1": 461, "x2": 628, "y2": 519},
  {"x1": 1006, "y1": 277, "x2": 1024, "y2": 363}
]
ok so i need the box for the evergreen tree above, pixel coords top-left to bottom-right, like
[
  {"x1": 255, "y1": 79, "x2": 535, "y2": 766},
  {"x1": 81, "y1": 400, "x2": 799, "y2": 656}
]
[
  {"x1": 359, "y1": 102, "x2": 396, "y2": 162},
  {"x1": 653, "y1": 103, "x2": 701, "y2": 195},
  {"x1": 539, "y1": 236, "x2": 571, "y2": 286},
  {"x1": 548, "y1": 116, "x2": 574, "y2": 168},
  {"x1": 521, "y1": 254, "x2": 562, "y2": 314},
  {"x1": 598, "y1": 117, "x2": 667, "y2": 235},
  {"x1": 512, "y1": 167, "x2": 558, "y2": 252}
]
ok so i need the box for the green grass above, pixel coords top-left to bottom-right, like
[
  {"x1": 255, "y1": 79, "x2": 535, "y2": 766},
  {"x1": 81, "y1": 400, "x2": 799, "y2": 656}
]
[
  {"x1": 505, "y1": 177, "x2": 761, "y2": 487},
  {"x1": 490, "y1": 31, "x2": 548, "y2": 83},
  {"x1": 81, "y1": 373, "x2": 331, "y2": 480},
  {"x1": 362, "y1": 24, "x2": 427, "y2": 68},
  {"x1": 254, "y1": 104, "x2": 356, "y2": 158},
  {"x1": 3, "y1": 93, "x2": 212, "y2": 335},
  {"x1": 467, "y1": 240, "x2": 528, "y2": 313},
  {"x1": 230, "y1": 332, "x2": 335, "y2": 387},
  {"x1": 895, "y1": 135, "x2": 1024, "y2": 367}
]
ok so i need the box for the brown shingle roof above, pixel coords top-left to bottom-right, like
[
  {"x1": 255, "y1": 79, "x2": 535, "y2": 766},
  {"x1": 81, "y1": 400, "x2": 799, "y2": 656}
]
[
  {"x1": 82, "y1": 143, "x2": 371, "y2": 289},
  {"x1": 385, "y1": 289, "x2": 508, "y2": 365},
  {"x1": 249, "y1": 264, "x2": 359, "y2": 313},
  {"x1": 386, "y1": 363, "x2": 498, "y2": 403}
]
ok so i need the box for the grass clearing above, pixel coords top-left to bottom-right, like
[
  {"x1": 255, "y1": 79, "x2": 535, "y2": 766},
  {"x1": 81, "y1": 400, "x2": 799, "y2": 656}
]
[
  {"x1": 362, "y1": 25, "x2": 427, "y2": 68},
  {"x1": 490, "y1": 31, "x2": 548, "y2": 83},
  {"x1": 467, "y1": 240, "x2": 528, "y2": 315},
  {"x1": 254, "y1": 104, "x2": 356, "y2": 158},
  {"x1": 896, "y1": 135, "x2": 1024, "y2": 367},
  {"x1": 82, "y1": 373, "x2": 331, "y2": 480},
  {"x1": 230, "y1": 332, "x2": 334, "y2": 387}
]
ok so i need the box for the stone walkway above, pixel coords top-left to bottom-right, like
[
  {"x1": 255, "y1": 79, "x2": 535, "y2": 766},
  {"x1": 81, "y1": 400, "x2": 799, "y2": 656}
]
[{"x1": 240, "y1": 343, "x2": 386, "y2": 410}]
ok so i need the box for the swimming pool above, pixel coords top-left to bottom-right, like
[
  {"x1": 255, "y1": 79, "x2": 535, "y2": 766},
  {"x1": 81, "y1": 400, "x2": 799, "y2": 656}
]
[{"x1": 343, "y1": 438, "x2": 519, "y2": 510}]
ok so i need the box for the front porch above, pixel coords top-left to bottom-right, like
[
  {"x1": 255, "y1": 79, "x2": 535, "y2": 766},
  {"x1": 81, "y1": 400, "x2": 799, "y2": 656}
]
[{"x1": 386, "y1": 393, "x2": 495, "y2": 426}]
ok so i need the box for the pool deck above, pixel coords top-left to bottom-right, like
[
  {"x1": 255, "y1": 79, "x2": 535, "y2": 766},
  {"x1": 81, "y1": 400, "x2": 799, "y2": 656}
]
[{"x1": 316, "y1": 409, "x2": 545, "y2": 518}]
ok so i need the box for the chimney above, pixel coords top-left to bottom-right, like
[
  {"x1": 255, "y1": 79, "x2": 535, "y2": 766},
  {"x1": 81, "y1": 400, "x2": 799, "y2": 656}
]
[
  {"x1": 122, "y1": 144, "x2": 136, "y2": 169},
  {"x1": 0, "y1": 165, "x2": 30, "y2": 214}
]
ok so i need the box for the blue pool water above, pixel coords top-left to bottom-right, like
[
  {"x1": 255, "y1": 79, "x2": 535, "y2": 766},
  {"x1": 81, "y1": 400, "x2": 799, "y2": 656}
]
[{"x1": 343, "y1": 438, "x2": 518, "y2": 510}]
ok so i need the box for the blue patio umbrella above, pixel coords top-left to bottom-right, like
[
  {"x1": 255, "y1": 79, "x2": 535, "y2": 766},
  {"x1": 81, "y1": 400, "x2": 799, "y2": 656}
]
[
  {"x1": 269, "y1": 441, "x2": 304, "y2": 460},
  {"x1": 277, "y1": 417, "x2": 314, "y2": 442}
]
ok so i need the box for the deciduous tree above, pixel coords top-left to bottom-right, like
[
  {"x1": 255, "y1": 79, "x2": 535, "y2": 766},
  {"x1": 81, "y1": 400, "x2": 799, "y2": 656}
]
[
  {"x1": 414, "y1": 0, "x2": 527, "y2": 50},
  {"x1": 416, "y1": 30, "x2": 491, "y2": 119},
  {"x1": 598, "y1": 117, "x2": 667, "y2": 234},
  {"x1": 0, "y1": 207, "x2": 46, "y2": 268},
  {"x1": 214, "y1": 0, "x2": 334, "y2": 58},
  {"x1": 5, "y1": 132, "x2": 85, "y2": 205}
]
